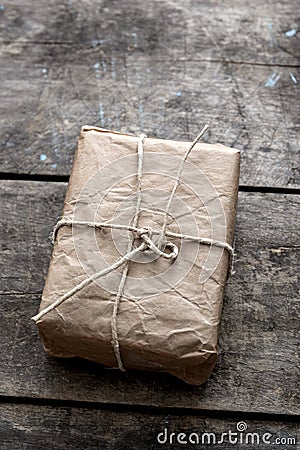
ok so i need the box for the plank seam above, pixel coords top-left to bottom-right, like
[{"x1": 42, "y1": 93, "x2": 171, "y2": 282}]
[
  {"x1": 1, "y1": 174, "x2": 300, "y2": 195},
  {"x1": 0, "y1": 396, "x2": 298, "y2": 422}
]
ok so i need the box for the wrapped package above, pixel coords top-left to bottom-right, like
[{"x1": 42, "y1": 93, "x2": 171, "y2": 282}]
[{"x1": 33, "y1": 126, "x2": 240, "y2": 385}]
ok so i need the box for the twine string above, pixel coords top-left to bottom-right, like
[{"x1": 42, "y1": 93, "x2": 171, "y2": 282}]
[
  {"x1": 158, "y1": 124, "x2": 209, "y2": 249},
  {"x1": 110, "y1": 133, "x2": 146, "y2": 371},
  {"x1": 31, "y1": 125, "x2": 235, "y2": 371}
]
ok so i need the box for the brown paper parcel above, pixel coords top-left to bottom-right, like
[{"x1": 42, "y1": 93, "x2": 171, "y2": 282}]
[{"x1": 34, "y1": 126, "x2": 240, "y2": 385}]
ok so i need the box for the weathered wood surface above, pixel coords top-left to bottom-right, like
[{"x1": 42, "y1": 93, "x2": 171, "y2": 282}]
[
  {"x1": 1, "y1": 0, "x2": 299, "y2": 65},
  {"x1": 0, "y1": 403, "x2": 298, "y2": 450},
  {"x1": 0, "y1": 0, "x2": 299, "y2": 187},
  {"x1": 0, "y1": 180, "x2": 299, "y2": 415}
]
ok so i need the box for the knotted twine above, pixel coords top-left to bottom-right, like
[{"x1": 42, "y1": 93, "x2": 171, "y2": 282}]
[{"x1": 31, "y1": 125, "x2": 235, "y2": 372}]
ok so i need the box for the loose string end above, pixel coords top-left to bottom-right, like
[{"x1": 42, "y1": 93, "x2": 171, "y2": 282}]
[
  {"x1": 195, "y1": 124, "x2": 209, "y2": 143},
  {"x1": 191, "y1": 124, "x2": 209, "y2": 150}
]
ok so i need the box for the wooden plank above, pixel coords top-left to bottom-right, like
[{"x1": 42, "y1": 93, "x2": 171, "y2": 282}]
[
  {"x1": 0, "y1": 180, "x2": 299, "y2": 415},
  {"x1": 0, "y1": 0, "x2": 299, "y2": 65},
  {"x1": 0, "y1": 0, "x2": 299, "y2": 187},
  {"x1": 0, "y1": 403, "x2": 298, "y2": 450},
  {"x1": 0, "y1": 46, "x2": 299, "y2": 187}
]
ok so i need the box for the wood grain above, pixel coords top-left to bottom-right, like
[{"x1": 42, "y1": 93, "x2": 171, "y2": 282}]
[
  {"x1": 0, "y1": 403, "x2": 298, "y2": 450},
  {"x1": 0, "y1": 0, "x2": 299, "y2": 187},
  {"x1": 0, "y1": 180, "x2": 299, "y2": 415},
  {"x1": 1, "y1": 0, "x2": 299, "y2": 65}
]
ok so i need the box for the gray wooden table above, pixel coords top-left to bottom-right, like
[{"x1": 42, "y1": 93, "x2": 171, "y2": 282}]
[{"x1": 0, "y1": 1, "x2": 299, "y2": 448}]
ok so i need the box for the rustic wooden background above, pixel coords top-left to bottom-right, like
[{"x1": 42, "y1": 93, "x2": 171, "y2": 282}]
[{"x1": 0, "y1": 0, "x2": 299, "y2": 448}]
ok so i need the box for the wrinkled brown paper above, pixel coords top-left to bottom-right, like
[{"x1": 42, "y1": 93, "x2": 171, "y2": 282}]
[{"x1": 36, "y1": 126, "x2": 240, "y2": 385}]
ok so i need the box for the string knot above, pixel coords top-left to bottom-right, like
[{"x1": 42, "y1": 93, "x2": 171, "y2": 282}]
[
  {"x1": 137, "y1": 226, "x2": 178, "y2": 260},
  {"x1": 137, "y1": 226, "x2": 153, "y2": 239}
]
